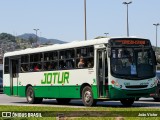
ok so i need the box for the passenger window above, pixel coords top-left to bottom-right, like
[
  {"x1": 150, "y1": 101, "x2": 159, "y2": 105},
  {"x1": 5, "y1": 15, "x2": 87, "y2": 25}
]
[
  {"x1": 21, "y1": 55, "x2": 29, "y2": 72},
  {"x1": 29, "y1": 53, "x2": 43, "y2": 72},
  {"x1": 4, "y1": 57, "x2": 9, "y2": 74},
  {"x1": 76, "y1": 46, "x2": 94, "y2": 68},
  {"x1": 59, "y1": 49, "x2": 75, "y2": 69}
]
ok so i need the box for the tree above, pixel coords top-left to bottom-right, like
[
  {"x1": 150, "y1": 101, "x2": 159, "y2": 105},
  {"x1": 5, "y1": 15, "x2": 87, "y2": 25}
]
[
  {"x1": 0, "y1": 33, "x2": 16, "y2": 42},
  {"x1": 28, "y1": 36, "x2": 36, "y2": 44}
]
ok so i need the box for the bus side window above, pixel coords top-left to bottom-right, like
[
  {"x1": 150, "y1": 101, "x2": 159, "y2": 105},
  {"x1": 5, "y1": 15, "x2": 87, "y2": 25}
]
[
  {"x1": 21, "y1": 55, "x2": 29, "y2": 72},
  {"x1": 76, "y1": 46, "x2": 94, "y2": 68},
  {"x1": 30, "y1": 53, "x2": 42, "y2": 72},
  {"x1": 4, "y1": 57, "x2": 9, "y2": 74},
  {"x1": 21, "y1": 64, "x2": 28, "y2": 72}
]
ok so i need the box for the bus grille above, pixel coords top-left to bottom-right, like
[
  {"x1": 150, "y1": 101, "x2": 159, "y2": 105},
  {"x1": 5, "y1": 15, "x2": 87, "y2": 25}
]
[
  {"x1": 126, "y1": 93, "x2": 148, "y2": 96},
  {"x1": 125, "y1": 85, "x2": 148, "y2": 88}
]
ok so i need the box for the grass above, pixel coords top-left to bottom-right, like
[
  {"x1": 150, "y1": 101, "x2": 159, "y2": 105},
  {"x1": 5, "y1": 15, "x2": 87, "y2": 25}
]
[{"x1": 0, "y1": 105, "x2": 160, "y2": 120}]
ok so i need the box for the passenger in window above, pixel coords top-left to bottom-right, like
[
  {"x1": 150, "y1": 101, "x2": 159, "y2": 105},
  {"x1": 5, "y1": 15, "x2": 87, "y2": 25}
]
[
  {"x1": 34, "y1": 64, "x2": 40, "y2": 71},
  {"x1": 87, "y1": 60, "x2": 93, "y2": 68},
  {"x1": 66, "y1": 61, "x2": 73, "y2": 69},
  {"x1": 52, "y1": 62, "x2": 58, "y2": 70},
  {"x1": 126, "y1": 57, "x2": 132, "y2": 66},
  {"x1": 21, "y1": 65, "x2": 28, "y2": 72},
  {"x1": 78, "y1": 56, "x2": 85, "y2": 68},
  {"x1": 48, "y1": 64, "x2": 53, "y2": 70},
  {"x1": 21, "y1": 66, "x2": 25, "y2": 72},
  {"x1": 43, "y1": 63, "x2": 48, "y2": 70}
]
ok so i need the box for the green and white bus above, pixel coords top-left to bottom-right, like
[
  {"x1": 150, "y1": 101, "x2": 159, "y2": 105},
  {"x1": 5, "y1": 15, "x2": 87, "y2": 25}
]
[{"x1": 3, "y1": 37, "x2": 157, "y2": 106}]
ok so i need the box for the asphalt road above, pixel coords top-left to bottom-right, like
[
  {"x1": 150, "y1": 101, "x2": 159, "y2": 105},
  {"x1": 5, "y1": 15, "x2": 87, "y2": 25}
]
[{"x1": 0, "y1": 93, "x2": 160, "y2": 108}]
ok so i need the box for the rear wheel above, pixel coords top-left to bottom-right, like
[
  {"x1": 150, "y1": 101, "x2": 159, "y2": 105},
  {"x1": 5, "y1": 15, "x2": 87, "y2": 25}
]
[
  {"x1": 120, "y1": 98, "x2": 134, "y2": 107},
  {"x1": 82, "y1": 86, "x2": 97, "y2": 107},
  {"x1": 26, "y1": 86, "x2": 43, "y2": 104},
  {"x1": 56, "y1": 98, "x2": 71, "y2": 105}
]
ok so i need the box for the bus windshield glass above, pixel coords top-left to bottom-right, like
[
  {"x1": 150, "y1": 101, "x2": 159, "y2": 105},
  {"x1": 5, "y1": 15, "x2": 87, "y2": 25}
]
[{"x1": 110, "y1": 47, "x2": 156, "y2": 79}]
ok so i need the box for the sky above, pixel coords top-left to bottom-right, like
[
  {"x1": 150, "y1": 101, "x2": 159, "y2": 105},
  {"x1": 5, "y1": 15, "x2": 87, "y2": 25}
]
[{"x1": 0, "y1": 0, "x2": 160, "y2": 46}]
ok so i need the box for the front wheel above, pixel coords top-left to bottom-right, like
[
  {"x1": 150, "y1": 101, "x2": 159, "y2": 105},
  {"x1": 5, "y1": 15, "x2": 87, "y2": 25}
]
[
  {"x1": 120, "y1": 98, "x2": 134, "y2": 107},
  {"x1": 82, "y1": 86, "x2": 97, "y2": 107},
  {"x1": 26, "y1": 86, "x2": 43, "y2": 104}
]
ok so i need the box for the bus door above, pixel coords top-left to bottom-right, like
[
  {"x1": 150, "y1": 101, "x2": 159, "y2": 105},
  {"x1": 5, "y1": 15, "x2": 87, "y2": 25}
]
[
  {"x1": 97, "y1": 49, "x2": 108, "y2": 98},
  {"x1": 10, "y1": 59, "x2": 19, "y2": 96}
]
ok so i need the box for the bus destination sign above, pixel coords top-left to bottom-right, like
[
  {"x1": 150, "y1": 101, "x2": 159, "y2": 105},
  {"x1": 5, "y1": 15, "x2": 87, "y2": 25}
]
[
  {"x1": 116, "y1": 40, "x2": 145, "y2": 45},
  {"x1": 110, "y1": 39, "x2": 150, "y2": 46}
]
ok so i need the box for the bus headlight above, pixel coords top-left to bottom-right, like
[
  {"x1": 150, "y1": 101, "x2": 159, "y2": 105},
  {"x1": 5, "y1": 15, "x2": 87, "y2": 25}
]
[
  {"x1": 115, "y1": 82, "x2": 119, "y2": 86},
  {"x1": 111, "y1": 80, "x2": 115, "y2": 84},
  {"x1": 111, "y1": 80, "x2": 119, "y2": 87}
]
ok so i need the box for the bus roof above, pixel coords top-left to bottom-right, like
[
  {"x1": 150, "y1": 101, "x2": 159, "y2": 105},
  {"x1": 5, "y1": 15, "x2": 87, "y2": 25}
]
[
  {"x1": 4, "y1": 38, "x2": 109, "y2": 57},
  {"x1": 4, "y1": 36, "x2": 148, "y2": 57}
]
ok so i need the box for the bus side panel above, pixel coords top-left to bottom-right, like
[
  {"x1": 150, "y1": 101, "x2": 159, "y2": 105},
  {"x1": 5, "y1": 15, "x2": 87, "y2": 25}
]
[
  {"x1": 18, "y1": 86, "x2": 26, "y2": 97},
  {"x1": 92, "y1": 85, "x2": 98, "y2": 99},
  {"x1": 3, "y1": 74, "x2": 11, "y2": 96},
  {"x1": 58, "y1": 85, "x2": 98, "y2": 99},
  {"x1": 33, "y1": 85, "x2": 98, "y2": 99},
  {"x1": 59, "y1": 86, "x2": 80, "y2": 98},
  {"x1": 34, "y1": 86, "x2": 59, "y2": 98},
  {"x1": 3, "y1": 86, "x2": 11, "y2": 96}
]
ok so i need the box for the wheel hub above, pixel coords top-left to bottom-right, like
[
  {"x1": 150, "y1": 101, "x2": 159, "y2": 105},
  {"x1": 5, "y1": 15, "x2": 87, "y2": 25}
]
[
  {"x1": 27, "y1": 90, "x2": 33, "y2": 101},
  {"x1": 84, "y1": 91, "x2": 91, "y2": 103}
]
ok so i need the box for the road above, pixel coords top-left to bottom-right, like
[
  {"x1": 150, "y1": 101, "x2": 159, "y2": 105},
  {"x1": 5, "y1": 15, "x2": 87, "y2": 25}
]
[{"x1": 0, "y1": 93, "x2": 160, "y2": 108}]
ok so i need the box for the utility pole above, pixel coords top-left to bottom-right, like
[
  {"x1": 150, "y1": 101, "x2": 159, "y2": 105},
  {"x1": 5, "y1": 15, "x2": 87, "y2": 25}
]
[
  {"x1": 123, "y1": 1, "x2": 132, "y2": 37},
  {"x1": 153, "y1": 23, "x2": 160, "y2": 51},
  {"x1": 33, "y1": 29, "x2": 39, "y2": 44},
  {"x1": 104, "y1": 33, "x2": 109, "y2": 37},
  {"x1": 84, "y1": 0, "x2": 87, "y2": 40}
]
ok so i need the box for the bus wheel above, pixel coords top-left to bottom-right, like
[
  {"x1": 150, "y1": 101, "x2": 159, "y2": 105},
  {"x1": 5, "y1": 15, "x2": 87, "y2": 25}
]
[
  {"x1": 120, "y1": 98, "x2": 134, "y2": 107},
  {"x1": 82, "y1": 86, "x2": 96, "y2": 107},
  {"x1": 56, "y1": 98, "x2": 71, "y2": 105},
  {"x1": 26, "y1": 86, "x2": 43, "y2": 104}
]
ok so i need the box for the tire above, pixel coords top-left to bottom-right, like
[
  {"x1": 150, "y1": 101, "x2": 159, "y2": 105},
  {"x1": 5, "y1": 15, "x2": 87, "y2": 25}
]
[
  {"x1": 56, "y1": 98, "x2": 71, "y2": 105},
  {"x1": 26, "y1": 86, "x2": 43, "y2": 104},
  {"x1": 120, "y1": 98, "x2": 134, "y2": 107},
  {"x1": 82, "y1": 86, "x2": 97, "y2": 107},
  {"x1": 153, "y1": 97, "x2": 160, "y2": 102}
]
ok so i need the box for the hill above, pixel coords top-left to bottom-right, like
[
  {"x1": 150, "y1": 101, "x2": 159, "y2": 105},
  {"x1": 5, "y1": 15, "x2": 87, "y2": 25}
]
[{"x1": 18, "y1": 33, "x2": 66, "y2": 44}]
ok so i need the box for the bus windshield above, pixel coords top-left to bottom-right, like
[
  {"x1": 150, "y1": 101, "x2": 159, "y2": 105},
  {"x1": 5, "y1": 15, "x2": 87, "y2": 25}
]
[{"x1": 110, "y1": 47, "x2": 156, "y2": 79}]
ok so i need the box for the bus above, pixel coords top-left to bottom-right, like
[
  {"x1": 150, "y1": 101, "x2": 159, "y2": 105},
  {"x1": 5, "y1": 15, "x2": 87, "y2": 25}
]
[
  {"x1": 0, "y1": 64, "x2": 3, "y2": 78},
  {"x1": 3, "y1": 37, "x2": 157, "y2": 107}
]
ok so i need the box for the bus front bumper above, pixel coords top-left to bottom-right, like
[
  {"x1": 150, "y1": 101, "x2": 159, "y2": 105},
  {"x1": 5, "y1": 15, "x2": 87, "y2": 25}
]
[{"x1": 109, "y1": 86, "x2": 156, "y2": 99}]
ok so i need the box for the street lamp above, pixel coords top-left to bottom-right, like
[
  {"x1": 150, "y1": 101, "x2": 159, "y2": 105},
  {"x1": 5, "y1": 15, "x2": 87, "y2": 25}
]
[
  {"x1": 123, "y1": 1, "x2": 132, "y2": 37},
  {"x1": 33, "y1": 29, "x2": 39, "y2": 44},
  {"x1": 84, "y1": 0, "x2": 87, "y2": 40},
  {"x1": 153, "y1": 23, "x2": 160, "y2": 51},
  {"x1": 104, "y1": 33, "x2": 109, "y2": 37}
]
